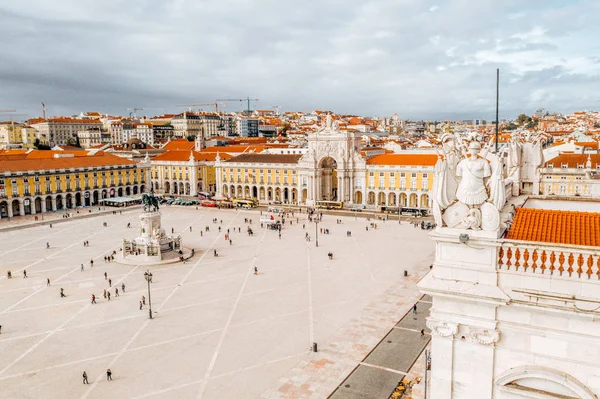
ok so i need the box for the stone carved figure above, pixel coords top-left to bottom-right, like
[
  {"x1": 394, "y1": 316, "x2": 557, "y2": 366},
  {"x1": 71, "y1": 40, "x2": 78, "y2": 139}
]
[
  {"x1": 432, "y1": 135, "x2": 506, "y2": 232},
  {"x1": 325, "y1": 114, "x2": 332, "y2": 130},
  {"x1": 433, "y1": 133, "x2": 461, "y2": 208},
  {"x1": 506, "y1": 132, "x2": 523, "y2": 180},
  {"x1": 455, "y1": 141, "x2": 492, "y2": 206}
]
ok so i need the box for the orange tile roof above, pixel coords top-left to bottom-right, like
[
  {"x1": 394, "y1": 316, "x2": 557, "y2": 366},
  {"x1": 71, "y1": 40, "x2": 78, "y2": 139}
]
[
  {"x1": 545, "y1": 154, "x2": 600, "y2": 168},
  {"x1": 162, "y1": 139, "x2": 195, "y2": 151},
  {"x1": 0, "y1": 150, "x2": 136, "y2": 173},
  {"x1": 152, "y1": 150, "x2": 231, "y2": 162},
  {"x1": 506, "y1": 208, "x2": 600, "y2": 247},
  {"x1": 366, "y1": 154, "x2": 438, "y2": 166},
  {"x1": 225, "y1": 153, "x2": 302, "y2": 164}
]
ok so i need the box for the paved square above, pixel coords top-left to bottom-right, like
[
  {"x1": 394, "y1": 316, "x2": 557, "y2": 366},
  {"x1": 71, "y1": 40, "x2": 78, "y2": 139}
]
[{"x1": 0, "y1": 207, "x2": 434, "y2": 399}]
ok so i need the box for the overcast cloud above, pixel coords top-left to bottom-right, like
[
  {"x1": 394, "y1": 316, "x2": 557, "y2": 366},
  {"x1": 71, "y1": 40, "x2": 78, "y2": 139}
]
[{"x1": 1, "y1": 0, "x2": 599, "y2": 120}]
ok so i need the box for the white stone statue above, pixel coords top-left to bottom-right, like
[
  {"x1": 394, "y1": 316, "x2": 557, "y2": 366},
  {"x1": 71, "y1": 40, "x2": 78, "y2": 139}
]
[
  {"x1": 433, "y1": 133, "x2": 461, "y2": 208},
  {"x1": 325, "y1": 114, "x2": 332, "y2": 129},
  {"x1": 455, "y1": 140, "x2": 492, "y2": 206},
  {"x1": 506, "y1": 132, "x2": 522, "y2": 180}
]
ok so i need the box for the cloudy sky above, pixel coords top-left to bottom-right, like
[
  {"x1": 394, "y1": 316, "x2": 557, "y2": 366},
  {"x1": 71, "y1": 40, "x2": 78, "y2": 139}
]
[{"x1": 1, "y1": 0, "x2": 599, "y2": 120}]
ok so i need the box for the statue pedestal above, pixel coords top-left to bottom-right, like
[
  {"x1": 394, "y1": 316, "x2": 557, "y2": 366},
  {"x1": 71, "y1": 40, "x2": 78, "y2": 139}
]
[{"x1": 121, "y1": 210, "x2": 189, "y2": 265}]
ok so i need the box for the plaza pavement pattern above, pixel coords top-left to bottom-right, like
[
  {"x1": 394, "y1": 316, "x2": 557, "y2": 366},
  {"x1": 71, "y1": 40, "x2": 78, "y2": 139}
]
[{"x1": 0, "y1": 207, "x2": 434, "y2": 399}]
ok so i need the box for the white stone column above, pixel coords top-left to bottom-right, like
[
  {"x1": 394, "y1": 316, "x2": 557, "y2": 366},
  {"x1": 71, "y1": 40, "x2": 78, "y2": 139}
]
[
  {"x1": 61, "y1": 196, "x2": 67, "y2": 209},
  {"x1": 31, "y1": 200, "x2": 36, "y2": 215},
  {"x1": 51, "y1": 196, "x2": 57, "y2": 211},
  {"x1": 18, "y1": 199, "x2": 25, "y2": 216},
  {"x1": 429, "y1": 334, "x2": 454, "y2": 399},
  {"x1": 7, "y1": 204, "x2": 13, "y2": 218},
  {"x1": 190, "y1": 164, "x2": 198, "y2": 196}
]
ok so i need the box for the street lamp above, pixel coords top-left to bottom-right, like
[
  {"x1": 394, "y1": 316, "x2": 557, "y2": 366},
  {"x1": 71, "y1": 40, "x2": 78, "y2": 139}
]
[{"x1": 144, "y1": 270, "x2": 153, "y2": 319}]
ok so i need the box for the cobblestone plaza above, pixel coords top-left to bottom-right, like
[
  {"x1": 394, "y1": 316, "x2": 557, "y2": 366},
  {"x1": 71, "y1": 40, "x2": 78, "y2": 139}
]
[{"x1": 0, "y1": 207, "x2": 434, "y2": 398}]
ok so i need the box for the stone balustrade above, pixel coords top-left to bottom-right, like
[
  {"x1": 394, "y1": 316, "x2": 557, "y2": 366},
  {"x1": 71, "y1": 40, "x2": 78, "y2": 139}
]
[{"x1": 498, "y1": 240, "x2": 600, "y2": 279}]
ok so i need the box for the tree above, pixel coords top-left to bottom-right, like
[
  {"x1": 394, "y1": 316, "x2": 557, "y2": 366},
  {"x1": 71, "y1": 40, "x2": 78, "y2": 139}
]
[
  {"x1": 516, "y1": 113, "x2": 532, "y2": 126},
  {"x1": 33, "y1": 138, "x2": 51, "y2": 150},
  {"x1": 186, "y1": 135, "x2": 195, "y2": 142}
]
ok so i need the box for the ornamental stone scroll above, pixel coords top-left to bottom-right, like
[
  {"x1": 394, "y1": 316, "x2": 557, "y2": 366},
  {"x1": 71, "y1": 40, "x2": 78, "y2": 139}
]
[
  {"x1": 426, "y1": 319, "x2": 459, "y2": 338},
  {"x1": 469, "y1": 328, "x2": 500, "y2": 346}
]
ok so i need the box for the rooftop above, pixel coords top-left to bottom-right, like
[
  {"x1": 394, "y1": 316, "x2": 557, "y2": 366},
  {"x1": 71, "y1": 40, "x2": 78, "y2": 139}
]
[
  {"x1": 505, "y1": 207, "x2": 600, "y2": 247},
  {"x1": 0, "y1": 150, "x2": 136, "y2": 173},
  {"x1": 225, "y1": 153, "x2": 303, "y2": 164},
  {"x1": 366, "y1": 153, "x2": 438, "y2": 166}
]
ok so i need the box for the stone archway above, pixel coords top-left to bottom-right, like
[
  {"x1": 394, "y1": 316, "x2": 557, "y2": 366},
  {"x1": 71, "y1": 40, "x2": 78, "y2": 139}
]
[
  {"x1": 56, "y1": 195, "x2": 64, "y2": 209},
  {"x1": 259, "y1": 187, "x2": 266, "y2": 201},
  {"x1": 0, "y1": 201, "x2": 8, "y2": 218},
  {"x1": 354, "y1": 191, "x2": 363, "y2": 204},
  {"x1": 301, "y1": 188, "x2": 307, "y2": 203},
  {"x1": 367, "y1": 191, "x2": 375, "y2": 205},
  {"x1": 283, "y1": 188, "x2": 289, "y2": 202},
  {"x1": 267, "y1": 187, "x2": 273, "y2": 201},
  {"x1": 318, "y1": 157, "x2": 338, "y2": 201},
  {"x1": 45, "y1": 196, "x2": 53, "y2": 211},
  {"x1": 244, "y1": 186, "x2": 250, "y2": 198},
  {"x1": 377, "y1": 192, "x2": 386, "y2": 205},
  {"x1": 92, "y1": 191, "x2": 99, "y2": 205},
  {"x1": 291, "y1": 188, "x2": 297, "y2": 203},
  {"x1": 388, "y1": 192, "x2": 397, "y2": 206},
  {"x1": 409, "y1": 193, "x2": 418, "y2": 207},
  {"x1": 65, "y1": 194, "x2": 73, "y2": 209},
  {"x1": 11, "y1": 199, "x2": 19, "y2": 215},
  {"x1": 252, "y1": 186, "x2": 258, "y2": 199},
  {"x1": 222, "y1": 185, "x2": 229, "y2": 197},
  {"x1": 420, "y1": 194, "x2": 429, "y2": 209},
  {"x1": 164, "y1": 182, "x2": 170, "y2": 194},
  {"x1": 34, "y1": 197, "x2": 42, "y2": 213},
  {"x1": 399, "y1": 193, "x2": 407, "y2": 207},
  {"x1": 117, "y1": 187, "x2": 123, "y2": 197}
]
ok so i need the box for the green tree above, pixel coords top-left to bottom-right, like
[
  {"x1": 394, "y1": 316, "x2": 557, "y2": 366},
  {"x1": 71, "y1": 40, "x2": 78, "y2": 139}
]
[
  {"x1": 516, "y1": 113, "x2": 532, "y2": 126},
  {"x1": 186, "y1": 135, "x2": 195, "y2": 142}
]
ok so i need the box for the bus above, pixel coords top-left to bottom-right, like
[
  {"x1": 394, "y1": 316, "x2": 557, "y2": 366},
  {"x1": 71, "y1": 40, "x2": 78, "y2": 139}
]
[
  {"x1": 233, "y1": 199, "x2": 258, "y2": 208},
  {"x1": 380, "y1": 206, "x2": 400, "y2": 214},
  {"x1": 400, "y1": 207, "x2": 427, "y2": 217},
  {"x1": 315, "y1": 201, "x2": 343, "y2": 210},
  {"x1": 198, "y1": 192, "x2": 212, "y2": 200}
]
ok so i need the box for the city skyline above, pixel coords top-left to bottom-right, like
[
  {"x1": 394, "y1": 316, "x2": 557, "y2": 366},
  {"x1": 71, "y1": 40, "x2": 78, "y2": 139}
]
[{"x1": 1, "y1": 0, "x2": 599, "y2": 120}]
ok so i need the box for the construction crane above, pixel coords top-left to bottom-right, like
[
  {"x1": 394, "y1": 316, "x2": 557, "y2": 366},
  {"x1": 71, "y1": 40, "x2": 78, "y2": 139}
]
[
  {"x1": 176, "y1": 102, "x2": 226, "y2": 113},
  {"x1": 268, "y1": 105, "x2": 281, "y2": 116},
  {"x1": 126, "y1": 107, "x2": 163, "y2": 118},
  {"x1": 41, "y1": 102, "x2": 47, "y2": 119},
  {"x1": 216, "y1": 97, "x2": 259, "y2": 115}
]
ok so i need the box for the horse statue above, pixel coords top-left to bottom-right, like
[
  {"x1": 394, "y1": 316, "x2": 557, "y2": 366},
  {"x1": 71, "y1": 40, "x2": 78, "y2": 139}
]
[{"x1": 141, "y1": 190, "x2": 160, "y2": 212}]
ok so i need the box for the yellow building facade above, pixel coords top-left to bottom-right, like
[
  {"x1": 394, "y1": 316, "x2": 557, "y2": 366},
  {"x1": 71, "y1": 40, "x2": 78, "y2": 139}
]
[{"x1": 0, "y1": 150, "x2": 148, "y2": 218}]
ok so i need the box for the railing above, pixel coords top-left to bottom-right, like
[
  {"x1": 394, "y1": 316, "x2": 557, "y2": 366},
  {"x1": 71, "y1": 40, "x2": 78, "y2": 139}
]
[{"x1": 498, "y1": 241, "x2": 600, "y2": 279}]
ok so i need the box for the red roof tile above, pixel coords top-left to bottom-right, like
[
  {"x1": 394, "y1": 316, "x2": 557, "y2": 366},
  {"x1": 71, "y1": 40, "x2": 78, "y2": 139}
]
[{"x1": 506, "y1": 208, "x2": 600, "y2": 247}]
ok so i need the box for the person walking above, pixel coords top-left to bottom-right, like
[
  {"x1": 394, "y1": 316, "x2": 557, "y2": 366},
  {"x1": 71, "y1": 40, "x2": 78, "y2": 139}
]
[
  {"x1": 107, "y1": 291, "x2": 111, "y2": 301},
  {"x1": 60, "y1": 288, "x2": 65, "y2": 298},
  {"x1": 189, "y1": 226, "x2": 192, "y2": 232},
  {"x1": 420, "y1": 328, "x2": 425, "y2": 338},
  {"x1": 254, "y1": 266, "x2": 258, "y2": 276},
  {"x1": 81, "y1": 263, "x2": 84, "y2": 272},
  {"x1": 115, "y1": 287, "x2": 119, "y2": 297},
  {"x1": 139, "y1": 301, "x2": 143, "y2": 310},
  {"x1": 142, "y1": 295, "x2": 146, "y2": 305},
  {"x1": 90, "y1": 259, "x2": 94, "y2": 267},
  {"x1": 23, "y1": 270, "x2": 27, "y2": 278},
  {"x1": 413, "y1": 304, "x2": 417, "y2": 314},
  {"x1": 104, "y1": 272, "x2": 107, "y2": 280},
  {"x1": 91, "y1": 294, "x2": 96, "y2": 304},
  {"x1": 82, "y1": 371, "x2": 89, "y2": 384},
  {"x1": 108, "y1": 278, "x2": 112, "y2": 287},
  {"x1": 106, "y1": 369, "x2": 112, "y2": 381},
  {"x1": 103, "y1": 289, "x2": 107, "y2": 299},
  {"x1": 121, "y1": 283, "x2": 125, "y2": 293},
  {"x1": 47, "y1": 278, "x2": 50, "y2": 287},
  {"x1": 46, "y1": 242, "x2": 50, "y2": 249}
]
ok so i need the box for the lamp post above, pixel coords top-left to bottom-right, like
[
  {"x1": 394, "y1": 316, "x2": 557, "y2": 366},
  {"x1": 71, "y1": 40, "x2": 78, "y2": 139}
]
[
  {"x1": 144, "y1": 270, "x2": 153, "y2": 319},
  {"x1": 315, "y1": 218, "x2": 319, "y2": 247}
]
